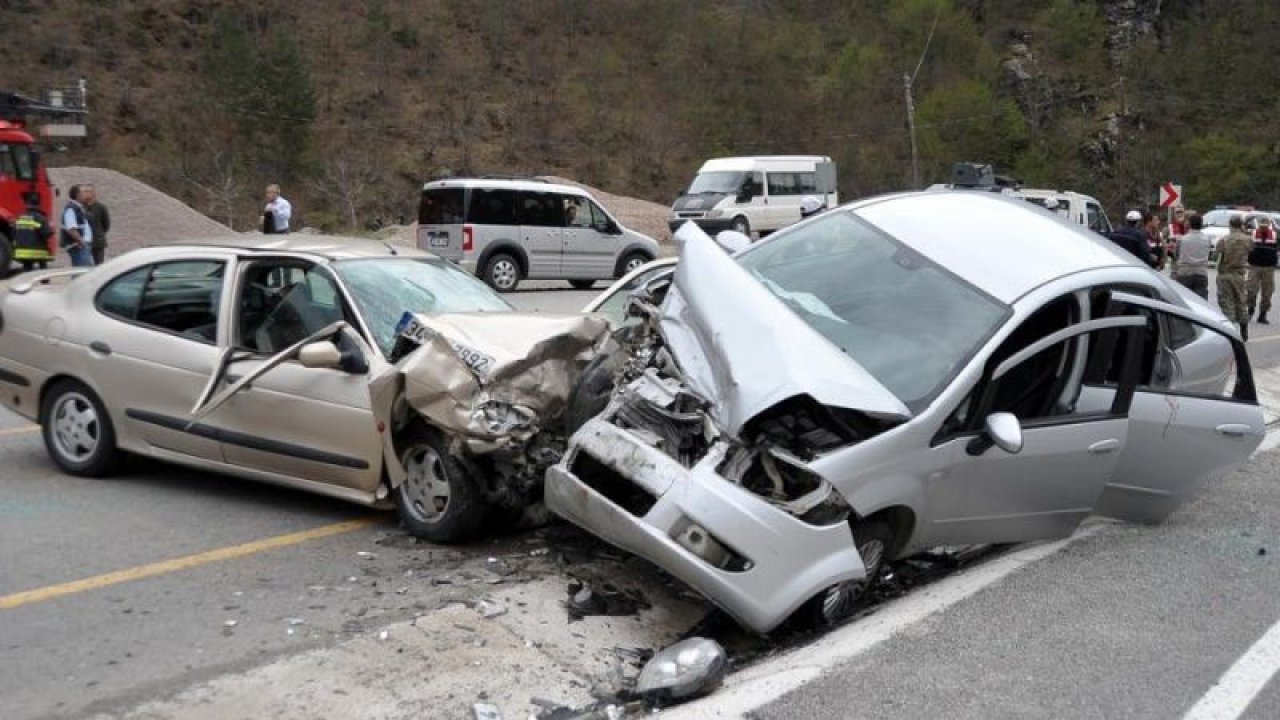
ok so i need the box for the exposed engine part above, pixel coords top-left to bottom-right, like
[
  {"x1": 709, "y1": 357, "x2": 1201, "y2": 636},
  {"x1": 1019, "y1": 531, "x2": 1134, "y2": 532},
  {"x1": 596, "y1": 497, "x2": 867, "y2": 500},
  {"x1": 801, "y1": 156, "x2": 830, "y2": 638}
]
[
  {"x1": 612, "y1": 370, "x2": 712, "y2": 467},
  {"x1": 719, "y1": 444, "x2": 852, "y2": 526},
  {"x1": 742, "y1": 394, "x2": 883, "y2": 459}
]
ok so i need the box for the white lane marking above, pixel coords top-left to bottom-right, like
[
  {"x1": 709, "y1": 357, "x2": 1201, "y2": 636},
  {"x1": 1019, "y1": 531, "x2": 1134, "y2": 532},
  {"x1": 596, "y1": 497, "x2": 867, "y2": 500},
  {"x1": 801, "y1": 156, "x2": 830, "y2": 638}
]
[
  {"x1": 659, "y1": 523, "x2": 1108, "y2": 720},
  {"x1": 1182, "y1": 617, "x2": 1280, "y2": 720}
]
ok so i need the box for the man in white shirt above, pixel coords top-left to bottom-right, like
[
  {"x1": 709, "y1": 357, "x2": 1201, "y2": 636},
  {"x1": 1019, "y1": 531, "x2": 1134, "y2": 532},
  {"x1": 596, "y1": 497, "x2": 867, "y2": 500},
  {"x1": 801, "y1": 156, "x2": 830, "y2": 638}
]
[
  {"x1": 60, "y1": 184, "x2": 94, "y2": 266},
  {"x1": 1173, "y1": 211, "x2": 1212, "y2": 300},
  {"x1": 263, "y1": 184, "x2": 292, "y2": 234}
]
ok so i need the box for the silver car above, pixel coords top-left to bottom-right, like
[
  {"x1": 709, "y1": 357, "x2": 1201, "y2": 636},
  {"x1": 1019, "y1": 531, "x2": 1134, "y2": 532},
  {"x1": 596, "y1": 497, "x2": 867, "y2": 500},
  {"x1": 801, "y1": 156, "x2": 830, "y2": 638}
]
[{"x1": 547, "y1": 191, "x2": 1266, "y2": 634}]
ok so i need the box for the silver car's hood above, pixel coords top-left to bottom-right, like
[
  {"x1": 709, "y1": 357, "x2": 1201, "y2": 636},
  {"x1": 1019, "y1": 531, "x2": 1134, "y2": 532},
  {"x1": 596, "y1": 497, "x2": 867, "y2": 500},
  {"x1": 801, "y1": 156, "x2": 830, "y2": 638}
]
[{"x1": 659, "y1": 225, "x2": 911, "y2": 436}]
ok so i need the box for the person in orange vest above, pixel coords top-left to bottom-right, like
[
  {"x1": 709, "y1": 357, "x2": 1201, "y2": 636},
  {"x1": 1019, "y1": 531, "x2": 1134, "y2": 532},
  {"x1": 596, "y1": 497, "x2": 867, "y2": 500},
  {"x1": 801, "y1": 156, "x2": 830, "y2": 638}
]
[{"x1": 13, "y1": 192, "x2": 54, "y2": 272}]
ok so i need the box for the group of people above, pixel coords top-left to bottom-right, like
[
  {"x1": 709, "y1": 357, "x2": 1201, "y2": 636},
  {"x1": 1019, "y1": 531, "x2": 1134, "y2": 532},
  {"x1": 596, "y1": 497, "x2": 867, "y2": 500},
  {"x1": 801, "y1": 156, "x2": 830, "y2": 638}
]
[
  {"x1": 13, "y1": 184, "x2": 110, "y2": 270},
  {"x1": 1105, "y1": 205, "x2": 1277, "y2": 341}
]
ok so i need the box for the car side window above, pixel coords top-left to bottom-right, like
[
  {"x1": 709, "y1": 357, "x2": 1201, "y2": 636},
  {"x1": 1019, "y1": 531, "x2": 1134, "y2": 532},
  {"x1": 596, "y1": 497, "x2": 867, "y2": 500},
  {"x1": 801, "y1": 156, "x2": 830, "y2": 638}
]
[
  {"x1": 96, "y1": 261, "x2": 225, "y2": 343},
  {"x1": 564, "y1": 196, "x2": 591, "y2": 228},
  {"x1": 519, "y1": 192, "x2": 563, "y2": 227},
  {"x1": 467, "y1": 189, "x2": 518, "y2": 226},
  {"x1": 767, "y1": 172, "x2": 799, "y2": 196},
  {"x1": 1087, "y1": 203, "x2": 1109, "y2": 234},
  {"x1": 237, "y1": 261, "x2": 347, "y2": 354}
]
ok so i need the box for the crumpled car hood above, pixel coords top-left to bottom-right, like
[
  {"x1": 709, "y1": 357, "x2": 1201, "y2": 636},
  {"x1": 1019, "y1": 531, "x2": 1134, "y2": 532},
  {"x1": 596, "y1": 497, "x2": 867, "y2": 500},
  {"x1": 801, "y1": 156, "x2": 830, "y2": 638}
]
[
  {"x1": 397, "y1": 312, "x2": 610, "y2": 451},
  {"x1": 659, "y1": 224, "x2": 912, "y2": 435}
]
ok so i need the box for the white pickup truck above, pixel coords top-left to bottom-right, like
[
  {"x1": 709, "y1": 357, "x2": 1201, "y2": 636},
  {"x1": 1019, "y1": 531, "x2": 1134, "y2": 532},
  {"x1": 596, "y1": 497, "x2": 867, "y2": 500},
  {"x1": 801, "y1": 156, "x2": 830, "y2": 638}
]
[{"x1": 1017, "y1": 189, "x2": 1114, "y2": 235}]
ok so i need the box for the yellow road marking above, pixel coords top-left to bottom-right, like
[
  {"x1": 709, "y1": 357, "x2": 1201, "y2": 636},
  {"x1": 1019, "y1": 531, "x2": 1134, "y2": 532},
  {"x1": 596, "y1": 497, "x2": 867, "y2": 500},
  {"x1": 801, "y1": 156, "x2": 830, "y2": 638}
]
[
  {"x1": 0, "y1": 425, "x2": 39, "y2": 436},
  {"x1": 0, "y1": 516, "x2": 382, "y2": 611}
]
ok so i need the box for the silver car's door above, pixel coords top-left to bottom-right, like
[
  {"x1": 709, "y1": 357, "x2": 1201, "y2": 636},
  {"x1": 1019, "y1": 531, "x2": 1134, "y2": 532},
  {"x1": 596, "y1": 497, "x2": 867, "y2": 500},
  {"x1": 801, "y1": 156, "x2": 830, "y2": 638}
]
[
  {"x1": 921, "y1": 316, "x2": 1148, "y2": 547},
  {"x1": 561, "y1": 198, "x2": 623, "y2": 279},
  {"x1": 1091, "y1": 292, "x2": 1265, "y2": 523},
  {"x1": 518, "y1": 191, "x2": 564, "y2": 278}
]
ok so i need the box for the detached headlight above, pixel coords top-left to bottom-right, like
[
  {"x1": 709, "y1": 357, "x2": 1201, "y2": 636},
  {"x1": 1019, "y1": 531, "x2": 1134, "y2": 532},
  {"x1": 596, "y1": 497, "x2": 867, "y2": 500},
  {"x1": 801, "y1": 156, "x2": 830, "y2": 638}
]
[{"x1": 636, "y1": 637, "x2": 728, "y2": 702}]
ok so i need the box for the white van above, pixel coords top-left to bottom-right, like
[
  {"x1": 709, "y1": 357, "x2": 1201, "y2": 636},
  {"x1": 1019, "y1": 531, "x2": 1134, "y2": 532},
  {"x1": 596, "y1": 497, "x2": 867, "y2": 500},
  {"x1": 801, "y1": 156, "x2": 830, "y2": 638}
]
[
  {"x1": 417, "y1": 177, "x2": 660, "y2": 292},
  {"x1": 668, "y1": 156, "x2": 837, "y2": 237},
  {"x1": 1017, "y1": 188, "x2": 1114, "y2": 235}
]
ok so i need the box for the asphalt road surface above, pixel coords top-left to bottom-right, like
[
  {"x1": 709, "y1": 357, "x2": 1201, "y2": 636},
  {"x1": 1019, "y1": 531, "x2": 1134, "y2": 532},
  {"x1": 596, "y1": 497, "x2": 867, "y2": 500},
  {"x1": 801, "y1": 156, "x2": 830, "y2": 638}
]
[{"x1": 3, "y1": 276, "x2": 1280, "y2": 720}]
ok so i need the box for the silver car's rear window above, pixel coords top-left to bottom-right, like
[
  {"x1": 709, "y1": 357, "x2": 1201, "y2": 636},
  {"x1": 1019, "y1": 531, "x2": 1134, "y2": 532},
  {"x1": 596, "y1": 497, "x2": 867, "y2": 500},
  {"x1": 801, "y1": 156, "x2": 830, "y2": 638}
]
[
  {"x1": 335, "y1": 258, "x2": 511, "y2": 357},
  {"x1": 735, "y1": 211, "x2": 1009, "y2": 410}
]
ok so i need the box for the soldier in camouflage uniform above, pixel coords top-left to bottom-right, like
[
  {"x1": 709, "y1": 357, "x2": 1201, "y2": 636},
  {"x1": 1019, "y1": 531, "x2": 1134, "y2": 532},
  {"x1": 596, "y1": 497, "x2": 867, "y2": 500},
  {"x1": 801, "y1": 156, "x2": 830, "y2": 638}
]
[{"x1": 1217, "y1": 215, "x2": 1254, "y2": 341}]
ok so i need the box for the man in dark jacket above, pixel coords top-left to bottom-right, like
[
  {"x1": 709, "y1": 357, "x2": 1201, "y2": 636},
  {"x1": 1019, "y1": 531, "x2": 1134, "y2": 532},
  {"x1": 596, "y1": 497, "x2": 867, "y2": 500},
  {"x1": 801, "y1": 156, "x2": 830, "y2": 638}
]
[
  {"x1": 13, "y1": 193, "x2": 54, "y2": 271},
  {"x1": 1106, "y1": 210, "x2": 1156, "y2": 267},
  {"x1": 1247, "y1": 216, "x2": 1278, "y2": 324},
  {"x1": 83, "y1": 184, "x2": 111, "y2": 266}
]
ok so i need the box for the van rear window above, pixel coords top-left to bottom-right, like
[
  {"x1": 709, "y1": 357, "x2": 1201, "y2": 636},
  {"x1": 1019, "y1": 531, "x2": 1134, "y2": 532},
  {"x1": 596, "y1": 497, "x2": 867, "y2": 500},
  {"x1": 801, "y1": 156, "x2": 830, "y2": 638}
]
[{"x1": 419, "y1": 188, "x2": 465, "y2": 225}]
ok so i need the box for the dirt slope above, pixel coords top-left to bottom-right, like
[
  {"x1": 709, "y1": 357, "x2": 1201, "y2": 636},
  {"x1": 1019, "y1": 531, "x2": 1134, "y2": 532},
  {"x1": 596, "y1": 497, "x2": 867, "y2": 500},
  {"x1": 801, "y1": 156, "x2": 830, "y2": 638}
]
[{"x1": 47, "y1": 166, "x2": 231, "y2": 258}]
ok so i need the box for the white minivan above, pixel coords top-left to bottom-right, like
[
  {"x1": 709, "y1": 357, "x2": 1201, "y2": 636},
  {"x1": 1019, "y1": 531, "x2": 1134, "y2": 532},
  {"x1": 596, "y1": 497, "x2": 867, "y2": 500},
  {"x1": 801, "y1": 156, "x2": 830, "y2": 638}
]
[
  {"x1": 668, "y1": 156, "x2": 837, "y2": 237},
  {"x1": 418, "y1": 177, "x2": 660, "y2": 292}
]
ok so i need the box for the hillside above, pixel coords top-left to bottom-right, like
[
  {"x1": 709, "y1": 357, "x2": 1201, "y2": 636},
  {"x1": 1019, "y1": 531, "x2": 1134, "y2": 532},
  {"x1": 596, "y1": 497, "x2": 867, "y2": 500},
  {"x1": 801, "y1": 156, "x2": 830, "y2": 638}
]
[{"x1": 3, "y1": 0, "x2": 1278, "y2": 229}]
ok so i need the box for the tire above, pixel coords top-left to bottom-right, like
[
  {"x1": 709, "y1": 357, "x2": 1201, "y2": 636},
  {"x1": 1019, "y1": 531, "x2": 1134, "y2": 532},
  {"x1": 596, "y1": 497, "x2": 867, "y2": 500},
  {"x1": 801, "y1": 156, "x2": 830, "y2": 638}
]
[
  {"x1": 569, "y1": 279, "x2": 596, "y2": 290},
  {"x1": 565, "y1": 346, "x2": 623, "y2": 434},
  {"x1": 40, "y1": 379, "x2": 122, "y2": 477},
  {"x1": 803, "y1": 519, "x2": 893, "y2": 628},
  {"x1": 0, "y1": 232, "x2": 13, "y2": 276},
  {"x1": 393, "y1": 426, "x2": 487, "y2": 543},
  {"x1": 730, "y1": 216, "x2": 750, "y2": 237},
  {"x1": 483, "y1": 252, "x2": 521, "y2": 292},
  {"x1": 615, "y1": 251, "x2": 650, "y2": 279}
]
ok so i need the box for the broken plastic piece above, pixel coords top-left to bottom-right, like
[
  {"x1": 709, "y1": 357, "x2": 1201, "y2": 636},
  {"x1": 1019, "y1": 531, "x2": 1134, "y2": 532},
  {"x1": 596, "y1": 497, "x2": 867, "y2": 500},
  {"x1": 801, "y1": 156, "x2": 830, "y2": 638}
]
[
  {"x1": 635, "y1": 637, "x2": 727, "y2": 704},
  {"x1": 476, "y1": 599, "x2": 508, "y2": 619},
  {"x1": 471, "y1": 702, "x2": 503, "y2": 720}
]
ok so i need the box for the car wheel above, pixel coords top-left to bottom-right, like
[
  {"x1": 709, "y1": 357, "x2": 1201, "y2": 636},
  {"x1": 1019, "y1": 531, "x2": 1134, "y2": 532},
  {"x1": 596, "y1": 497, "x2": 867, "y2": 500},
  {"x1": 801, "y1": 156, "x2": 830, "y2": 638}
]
[
  {"x1": 394, "y1": 427, "x2": 486, "y2": 544},
  {"x1": 616, "y1": 251, "x2": 650, "y2": 279},
  {"x1": 569, "y1": 279, "x2": 596, "y2": 290},
  {"x1": 483, "y1": 253, "x2": 521, "y2": 292},
  {"x1": 806, "y1": 519, "x2": 893, "y2": 627},
  {"x1": 730, "y1": 216, "x2": 750, "y2": 237},
  {"x1": 40, "y1": 379, "x2": 122, "y2": 477}
]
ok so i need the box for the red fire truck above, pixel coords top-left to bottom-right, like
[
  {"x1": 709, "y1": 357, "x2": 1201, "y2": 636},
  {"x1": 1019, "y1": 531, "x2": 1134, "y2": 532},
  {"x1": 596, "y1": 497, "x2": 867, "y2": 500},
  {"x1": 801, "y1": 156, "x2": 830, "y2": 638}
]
[{"x1": 1, "y1": 89, "x2": 86, "y2": 274}]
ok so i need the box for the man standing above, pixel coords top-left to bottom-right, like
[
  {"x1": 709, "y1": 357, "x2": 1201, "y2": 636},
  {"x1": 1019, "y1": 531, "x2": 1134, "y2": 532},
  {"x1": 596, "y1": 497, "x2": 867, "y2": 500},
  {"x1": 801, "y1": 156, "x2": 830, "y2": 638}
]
[
  {"x1": 1172, "y1": 211, "x2": 1211, "y2": 300},
  {"x1": 83, "y1": 184, "x2": 111, "y2": 266},
  {"x1": 1217, "y1": 215, "x2": 1254, "y2": 340},
  {"x1": 1247, "y1": 216, "x2": 1278, "y2": 324},
  {"x1": 13, "y1": 192, "x2": 54, "y2": 272},
  {"x1": 262, "y1": 184, "x2": 292, "y2": 234},
  {"x1": 1143, "y1": 209, "x2": 1166, "y2": 271},
  {"x1": 60, "y1": 184, "x2": 94, "y2": 267},
  {"x1": 1106, "y1": 210, "x2": 1156, "y2": 267}
]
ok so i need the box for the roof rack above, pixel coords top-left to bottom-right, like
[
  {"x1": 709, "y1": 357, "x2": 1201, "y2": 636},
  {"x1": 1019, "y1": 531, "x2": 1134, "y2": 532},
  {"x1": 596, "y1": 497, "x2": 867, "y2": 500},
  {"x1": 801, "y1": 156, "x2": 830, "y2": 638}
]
[{"x1": 430, "y1": 174, "x2": 550, "y2": 183}]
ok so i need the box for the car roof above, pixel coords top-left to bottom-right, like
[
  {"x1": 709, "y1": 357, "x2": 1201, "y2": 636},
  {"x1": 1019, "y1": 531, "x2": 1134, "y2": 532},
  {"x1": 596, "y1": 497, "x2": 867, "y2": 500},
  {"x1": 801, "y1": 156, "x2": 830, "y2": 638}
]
[
  {"x1": 850, "y1": 191, "x2": 1134, "y2": 304},
  {"x1": 421, "y1": 177, "x2": 589, "y2": 196},
  {"x1": 152, "y1": 234, "x2": 436, "y2": 261}
]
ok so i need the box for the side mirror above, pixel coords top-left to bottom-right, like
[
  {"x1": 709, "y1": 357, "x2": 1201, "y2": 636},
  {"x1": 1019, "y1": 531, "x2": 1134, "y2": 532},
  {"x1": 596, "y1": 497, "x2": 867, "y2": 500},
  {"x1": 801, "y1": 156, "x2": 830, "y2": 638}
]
[
  {"x1": 966, "y1": 412, "x2": 1024, "y2": 456},
  {"x1": 297, "y1": 340, "x2": 343, "y2": 369}
]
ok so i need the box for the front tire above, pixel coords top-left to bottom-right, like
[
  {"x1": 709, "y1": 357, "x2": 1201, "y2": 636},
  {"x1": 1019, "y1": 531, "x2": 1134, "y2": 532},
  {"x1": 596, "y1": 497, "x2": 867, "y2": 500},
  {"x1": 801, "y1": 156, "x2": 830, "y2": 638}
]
[
  {"x1": 40, "y1": 379, "x2": 121, "y2": 477},
  {"x1": 394, "y1": 427, "x2": 486, "y2": 543},
  {"x1": 804, "y1": 519, "x2": 893, "y2": 628},
  {"x1": 483, "y1": 252, "x2": 521, "y2": 292}
]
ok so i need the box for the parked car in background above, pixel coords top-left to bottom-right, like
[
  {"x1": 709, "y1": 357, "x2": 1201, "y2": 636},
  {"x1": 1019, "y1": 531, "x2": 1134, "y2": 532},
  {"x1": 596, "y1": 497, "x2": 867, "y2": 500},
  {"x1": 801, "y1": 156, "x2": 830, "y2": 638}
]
[
  {"x1": 1201, "y1": 207, "x2": 1277, "y2": 249},
  {"x1": 417, "y1": 177, "x2": 659, "y2": 292},
  {"x1": 668, "y1": 156, "x2": 838, "y2": 238},
  {"x1": 0, "y1": 236, "x2": 608, "y2": 542},
  {"x1": 548, "y1": 192, "x2": 1263, "y2": 634}
]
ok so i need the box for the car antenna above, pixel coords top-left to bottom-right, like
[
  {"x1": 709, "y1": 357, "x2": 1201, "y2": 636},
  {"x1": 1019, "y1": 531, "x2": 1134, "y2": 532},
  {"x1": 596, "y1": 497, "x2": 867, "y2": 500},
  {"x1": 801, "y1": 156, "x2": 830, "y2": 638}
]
[{"x1": 380, "y1": 240, "x2": 399, "y2": 256}]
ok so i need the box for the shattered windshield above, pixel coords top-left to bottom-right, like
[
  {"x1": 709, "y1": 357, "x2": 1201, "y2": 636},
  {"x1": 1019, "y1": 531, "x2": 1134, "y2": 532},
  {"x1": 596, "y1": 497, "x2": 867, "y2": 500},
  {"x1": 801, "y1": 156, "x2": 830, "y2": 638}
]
[
  {"x1": 687, "y1": 171, "x2": 744, "y2": 195},
  {"x1": 734, "y1": 211, "x2": 1009, "y2": 410},
  {"x1": 335, "y1": 258, "x2": 511, "y2": 358}
]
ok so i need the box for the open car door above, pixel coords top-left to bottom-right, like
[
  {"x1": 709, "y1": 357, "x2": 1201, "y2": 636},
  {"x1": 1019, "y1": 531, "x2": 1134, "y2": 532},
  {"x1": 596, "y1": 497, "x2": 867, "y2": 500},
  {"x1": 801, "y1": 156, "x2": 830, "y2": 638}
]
[{"x1": 1093, "y1": 292, "x2": 1265, "y2": 523}]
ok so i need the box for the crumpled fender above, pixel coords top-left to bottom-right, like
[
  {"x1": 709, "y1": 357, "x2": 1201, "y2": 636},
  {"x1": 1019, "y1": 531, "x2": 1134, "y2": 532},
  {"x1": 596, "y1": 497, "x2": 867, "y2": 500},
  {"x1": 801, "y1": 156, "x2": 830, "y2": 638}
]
[{"x1": 396, "y1": 312, "x2": 610, "y2": 453}]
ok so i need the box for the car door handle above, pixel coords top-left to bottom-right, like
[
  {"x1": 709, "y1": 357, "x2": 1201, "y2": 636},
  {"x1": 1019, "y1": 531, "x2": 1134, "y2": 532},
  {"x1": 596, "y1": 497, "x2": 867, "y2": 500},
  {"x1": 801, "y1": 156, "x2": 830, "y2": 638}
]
[
  {"x1": 1088, "y1": 439, "x2": 1120, "y2": 455},
  {"x1": 1216, "y1": 424, "x2": 1251, "y2": 438},
  {"x1": 89, "y1": 341, "x2": 111, "y2": 355}
]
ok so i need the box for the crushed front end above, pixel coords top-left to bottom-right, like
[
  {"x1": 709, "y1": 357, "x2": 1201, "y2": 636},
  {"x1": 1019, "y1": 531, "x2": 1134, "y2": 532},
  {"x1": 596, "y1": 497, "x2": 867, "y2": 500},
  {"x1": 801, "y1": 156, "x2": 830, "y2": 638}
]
[{"x1": 546, "y1": 229, "x2": 908, "y2": 633}]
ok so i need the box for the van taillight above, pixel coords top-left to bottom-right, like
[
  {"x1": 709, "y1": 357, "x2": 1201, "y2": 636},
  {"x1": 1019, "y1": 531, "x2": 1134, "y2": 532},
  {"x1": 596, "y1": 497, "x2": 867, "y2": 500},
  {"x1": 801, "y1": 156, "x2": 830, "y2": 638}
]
[{"x1": 462, "y1": 224, "x2": 474, "y2": 252}]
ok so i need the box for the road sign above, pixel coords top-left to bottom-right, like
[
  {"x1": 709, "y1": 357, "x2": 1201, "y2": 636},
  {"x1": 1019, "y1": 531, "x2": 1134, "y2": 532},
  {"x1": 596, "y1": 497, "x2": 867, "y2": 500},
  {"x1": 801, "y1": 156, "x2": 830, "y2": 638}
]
[{"x1": 1159, "y1": 182, "x2": 1182, "y2": 208}]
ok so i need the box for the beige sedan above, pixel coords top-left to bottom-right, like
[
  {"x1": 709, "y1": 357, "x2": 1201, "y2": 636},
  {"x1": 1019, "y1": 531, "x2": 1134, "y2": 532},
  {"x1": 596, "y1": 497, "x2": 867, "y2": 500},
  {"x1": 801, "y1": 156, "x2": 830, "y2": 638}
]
[{"x1": 0, "y1": 235, "x2": 606, "y2": 542}]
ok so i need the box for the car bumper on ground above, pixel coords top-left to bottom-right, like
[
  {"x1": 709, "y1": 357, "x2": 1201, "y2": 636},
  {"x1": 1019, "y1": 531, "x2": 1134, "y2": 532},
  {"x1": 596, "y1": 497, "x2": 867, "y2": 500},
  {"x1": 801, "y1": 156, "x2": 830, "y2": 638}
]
[{"x1": 545, "y1": 417, "x2": 865, "y2": 634}]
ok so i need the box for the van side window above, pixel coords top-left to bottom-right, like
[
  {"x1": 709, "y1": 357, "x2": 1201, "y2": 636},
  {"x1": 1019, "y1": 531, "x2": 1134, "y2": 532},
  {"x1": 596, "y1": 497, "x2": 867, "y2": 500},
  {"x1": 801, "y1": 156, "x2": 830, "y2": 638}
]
[
  {"x1": 797, "y1": 172, "x2": 818, "y2": 193},
  {"x1": 468, "y1": 189, "x2": 519, "y2": 225},
  {"x1": 519, "y1": 192, "x2": 563, "y2": 227},
  {"x1": 767, "y1": 173, "x2": 800, "y2": 196},
  {"x1": 586, "y1": 201, "x2": 611, "y2": 229}
]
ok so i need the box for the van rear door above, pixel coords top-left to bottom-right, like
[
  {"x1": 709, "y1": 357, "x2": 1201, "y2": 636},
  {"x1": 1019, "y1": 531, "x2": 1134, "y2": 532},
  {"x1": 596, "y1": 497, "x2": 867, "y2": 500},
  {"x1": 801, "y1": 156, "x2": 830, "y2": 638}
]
[{"x1": 417, "y1": 186, "x2": 466, "y2": 262}]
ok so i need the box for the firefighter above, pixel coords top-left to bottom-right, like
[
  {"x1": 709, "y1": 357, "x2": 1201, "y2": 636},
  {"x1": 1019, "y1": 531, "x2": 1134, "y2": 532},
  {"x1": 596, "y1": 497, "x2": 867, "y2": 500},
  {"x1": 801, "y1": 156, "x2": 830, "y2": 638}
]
[{"x1": 13, "y1": 192, "x2": 54, "y2": 272}]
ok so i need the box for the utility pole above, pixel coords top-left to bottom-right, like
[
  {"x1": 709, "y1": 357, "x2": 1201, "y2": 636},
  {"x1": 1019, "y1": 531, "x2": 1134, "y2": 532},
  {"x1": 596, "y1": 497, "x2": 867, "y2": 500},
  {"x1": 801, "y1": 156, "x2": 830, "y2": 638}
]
[{"x1": 904, "y1": 72, "x2": 920, "y2": 189}]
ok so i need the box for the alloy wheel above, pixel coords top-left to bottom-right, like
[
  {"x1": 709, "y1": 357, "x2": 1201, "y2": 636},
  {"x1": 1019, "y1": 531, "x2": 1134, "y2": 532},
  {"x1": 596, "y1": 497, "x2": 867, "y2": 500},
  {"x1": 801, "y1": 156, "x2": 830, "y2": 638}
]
[
  {"x1": 400, "y1": 443, "x2": 452, "y2": 525},
  {"x1": 490, "y1": 258, "x2": 518, "y2": 290},
  {"x1": 50, "y1": 392, "x2": 100, "y2": 464}
]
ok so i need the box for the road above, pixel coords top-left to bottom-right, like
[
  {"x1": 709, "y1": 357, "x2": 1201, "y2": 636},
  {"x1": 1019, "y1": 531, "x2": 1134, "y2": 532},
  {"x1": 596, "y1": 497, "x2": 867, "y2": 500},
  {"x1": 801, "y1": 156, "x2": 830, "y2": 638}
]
[{"x1": 2, "y1": 275, "x2": 1280, "y2": 719}]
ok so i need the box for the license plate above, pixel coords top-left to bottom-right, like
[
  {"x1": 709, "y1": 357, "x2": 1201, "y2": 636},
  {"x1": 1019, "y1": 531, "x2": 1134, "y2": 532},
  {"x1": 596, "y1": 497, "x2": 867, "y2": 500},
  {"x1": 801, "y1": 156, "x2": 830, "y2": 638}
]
[
  {"x1": 396, "y1": 312, "x2": 496, "y2": 377},
  {"x1": 428, "y1": 233, "x2": 450, "y2": 248}
]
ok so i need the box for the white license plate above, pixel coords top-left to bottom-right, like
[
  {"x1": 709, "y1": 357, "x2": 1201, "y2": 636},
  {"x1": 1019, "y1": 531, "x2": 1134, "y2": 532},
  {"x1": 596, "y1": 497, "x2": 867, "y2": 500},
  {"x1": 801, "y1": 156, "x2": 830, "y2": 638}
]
[{"x1": 428, "y1": 234, "x2": 451, "y2": 248}]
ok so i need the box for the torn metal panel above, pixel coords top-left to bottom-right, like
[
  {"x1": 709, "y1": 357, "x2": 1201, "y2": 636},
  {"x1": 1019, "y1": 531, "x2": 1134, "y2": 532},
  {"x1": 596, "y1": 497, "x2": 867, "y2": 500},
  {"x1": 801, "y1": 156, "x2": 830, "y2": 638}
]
[
  {"x1": 398, "y1": 312, "x2": 610, "y2": 454},
  {"x1": 660, "y1": 226, "x2": 911, "y2": 436}
]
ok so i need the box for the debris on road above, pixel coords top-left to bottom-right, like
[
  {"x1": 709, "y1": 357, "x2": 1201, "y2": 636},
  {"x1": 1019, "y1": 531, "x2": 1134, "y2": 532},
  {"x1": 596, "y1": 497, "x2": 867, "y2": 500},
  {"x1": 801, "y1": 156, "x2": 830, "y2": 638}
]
[
  {"x1": 476, "y1": 599, "x2": 509, "y2": 619},
  {"x1": 472, "y1": 702, "x2": 503, "y2": 720},
  {"x1": 566, "y1": 581, "x2": 650, "y2": 621},
  {"x1": 635, "y1": 637, "x2": 727, "y2": 705}
]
